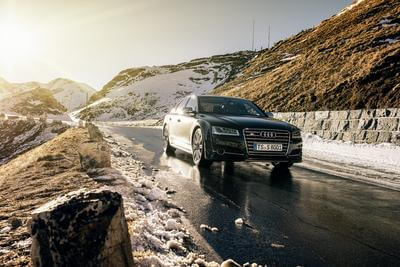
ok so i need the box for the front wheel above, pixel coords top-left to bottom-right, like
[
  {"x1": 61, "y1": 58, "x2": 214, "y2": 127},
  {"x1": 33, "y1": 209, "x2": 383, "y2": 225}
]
[
  {"x1": 192, "y1": 128, "x2": 212, "y2": 167},
  {"x1": 272, "y1": 162, "x2": 293, "y2": 169}
]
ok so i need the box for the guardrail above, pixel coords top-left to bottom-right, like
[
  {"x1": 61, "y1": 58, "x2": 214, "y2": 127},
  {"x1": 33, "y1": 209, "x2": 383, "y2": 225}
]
[{"x1": 273, "y1": 108, "x2": 400, "y2": 144}]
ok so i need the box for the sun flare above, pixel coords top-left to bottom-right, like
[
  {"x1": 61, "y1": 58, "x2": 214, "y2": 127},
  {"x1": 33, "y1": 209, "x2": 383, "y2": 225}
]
[{"x1": 0, "y1": 22, "x2": 38, "y2": 67}]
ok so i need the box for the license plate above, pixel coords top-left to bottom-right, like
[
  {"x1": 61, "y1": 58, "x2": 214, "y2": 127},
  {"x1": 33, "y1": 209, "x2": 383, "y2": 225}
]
[{"x1": 254, "y1": 143, "x2": 283, "y2": 151}]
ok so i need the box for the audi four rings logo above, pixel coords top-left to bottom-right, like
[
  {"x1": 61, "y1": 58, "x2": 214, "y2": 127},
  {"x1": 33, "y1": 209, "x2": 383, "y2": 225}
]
[{"x1": 260, "y1": 131, "x2": 276, "y2": 138}]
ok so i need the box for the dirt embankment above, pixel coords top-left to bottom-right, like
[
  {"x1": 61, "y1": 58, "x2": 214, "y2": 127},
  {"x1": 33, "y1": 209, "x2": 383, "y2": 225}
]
[{"x1": 0, "y1": 128, "x2": 100, "y2": 266}]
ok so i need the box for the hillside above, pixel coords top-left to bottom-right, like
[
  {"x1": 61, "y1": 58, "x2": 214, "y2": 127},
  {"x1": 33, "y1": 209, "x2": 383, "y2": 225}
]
[
  {"x1": 213, "y1": 0, "x2": 400, "y2": 112},
  {"x1": 0, "y1": 88, "x2": 67, "y2": 116},
  {"x1": 0, "y1": 119, "x2": 69, "y2": 165},
  {"x1": 0, "y1": 128, "x2": 99, "y2": 265},
  {"x1": 0, "y1": 77, "x2": 96, "y2": 113},
  {"x1": 74, "y1": 51, "x2": 255, "y2": 121}
]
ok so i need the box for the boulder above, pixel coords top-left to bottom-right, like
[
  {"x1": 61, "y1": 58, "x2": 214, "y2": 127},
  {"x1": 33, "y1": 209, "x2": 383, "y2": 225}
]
[
  {"x1": 29, "y1": 189, "x2": 134, "y2": 267},
  {"x1": 88, "y1": 123, "x2": 104, "y2": 142},
  {"x1": 78, "y1": 142, "x2": 111, "y2": 170}
]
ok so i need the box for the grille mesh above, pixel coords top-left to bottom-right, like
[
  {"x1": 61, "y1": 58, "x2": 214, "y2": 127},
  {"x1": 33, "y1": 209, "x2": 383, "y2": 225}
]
[{"x1": 244, "y1": 129, "x2": 290, "y2": 156}]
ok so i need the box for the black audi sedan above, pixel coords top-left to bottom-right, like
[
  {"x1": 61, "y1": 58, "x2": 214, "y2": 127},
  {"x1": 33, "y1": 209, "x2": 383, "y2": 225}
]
[{"x1": 162, "y1": 95, "x2": 302, "y2": 168}]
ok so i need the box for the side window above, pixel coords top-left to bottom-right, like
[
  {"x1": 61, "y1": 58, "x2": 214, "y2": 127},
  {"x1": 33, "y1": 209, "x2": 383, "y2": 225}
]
[
  {"x1": 185, "y1": 96, "x2": 197, "y2": 111},
  {"x1": 176, "y1": 97, "x2": 189, "y2": 113}
]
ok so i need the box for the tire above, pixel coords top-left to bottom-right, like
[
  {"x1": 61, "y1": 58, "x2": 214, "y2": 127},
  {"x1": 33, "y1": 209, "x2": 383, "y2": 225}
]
[
  {"x1": 163, "y1": 125, "x2": 175, "y2": 155},
  {"x1": 192, "y1": 128, "x2": 212, "y2": 167},
  {"x1": 272, "y1": 162, "x2": 293, "y2": 169}
]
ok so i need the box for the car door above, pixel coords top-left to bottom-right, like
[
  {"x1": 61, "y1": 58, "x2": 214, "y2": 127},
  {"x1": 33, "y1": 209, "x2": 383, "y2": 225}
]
[
  {"x1": 179, "y1": 95, "x2": 198, "y2": 150},
  {"x1": 169, "y1": 97, "x2": 189, "y2": 146}
]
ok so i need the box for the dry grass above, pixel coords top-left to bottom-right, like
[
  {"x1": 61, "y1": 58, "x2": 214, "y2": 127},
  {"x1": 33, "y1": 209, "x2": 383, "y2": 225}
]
[
  {"x1": 0, "y1": 128, "x2": 99, "y2": 266},
  {"x1": 214, "y1": 0, "x2": 400, "y2": 112}
]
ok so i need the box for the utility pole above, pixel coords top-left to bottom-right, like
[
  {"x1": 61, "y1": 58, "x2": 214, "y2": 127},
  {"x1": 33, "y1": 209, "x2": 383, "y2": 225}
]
[
  {"x1": 252, "y1": 20, "x2": 255, "y2": 51},
  {"x1": 268, "y1": 25, "x2": 271, "y2": 49}
]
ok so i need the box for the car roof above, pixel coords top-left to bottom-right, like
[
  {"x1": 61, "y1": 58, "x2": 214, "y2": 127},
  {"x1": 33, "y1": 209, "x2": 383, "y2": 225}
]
[{"x1": 194, "y1": 95, "x2": 247, "y2": 101}]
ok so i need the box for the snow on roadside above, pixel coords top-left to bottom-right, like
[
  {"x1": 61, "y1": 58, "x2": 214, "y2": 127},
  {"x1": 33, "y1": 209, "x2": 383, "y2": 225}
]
[
  {"x1": 102, "y1": 135, "x2": 222, "y2": 266},
  {"x1": 302, "y1": 133, "x2": 400, "y2": 187}
]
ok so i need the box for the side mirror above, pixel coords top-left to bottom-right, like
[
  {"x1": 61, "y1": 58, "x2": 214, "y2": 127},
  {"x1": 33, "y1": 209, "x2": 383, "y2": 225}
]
[
  {"x1": 265, "y1": 111, "x2": 274, "y2": 118},
  {"x1": 183, "y1": 107, "x2": 196, "y2": 116}
]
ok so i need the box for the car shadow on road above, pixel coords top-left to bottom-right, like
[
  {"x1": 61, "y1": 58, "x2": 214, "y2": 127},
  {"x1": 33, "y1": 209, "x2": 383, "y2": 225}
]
[{"x1": 269, "y1": 166, "x2": 293, "y2": 190}]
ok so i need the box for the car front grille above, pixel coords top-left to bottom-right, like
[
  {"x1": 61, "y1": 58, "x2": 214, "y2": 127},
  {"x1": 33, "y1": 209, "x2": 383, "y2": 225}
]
[{"x1": 243, "y1": 128, "x2": 290, "y2": 156}]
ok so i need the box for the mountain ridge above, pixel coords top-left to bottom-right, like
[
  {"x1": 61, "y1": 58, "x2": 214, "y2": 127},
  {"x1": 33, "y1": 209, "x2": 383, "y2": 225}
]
[
  {"x1": 75, "y1": 51, "x2": 255, "y2": 121},
  {"x1": 0, "y1": 77, "x2": 96, "y2": 115},
  {"x1": 212, "y1": 0, "x2": 400, "y2": 112}
]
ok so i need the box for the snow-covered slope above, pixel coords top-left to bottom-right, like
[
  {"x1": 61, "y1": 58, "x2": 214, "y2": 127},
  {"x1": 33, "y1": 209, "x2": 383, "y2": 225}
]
[
  {"x1": 46, "y1": 78, "x2": 96, "y2": 111},
  {"x1": 74, "y1": 51, "x2": 255, "y2": 121},
  {"x1": 0, "y1": 77, "x2": 96, "y2": 115}
]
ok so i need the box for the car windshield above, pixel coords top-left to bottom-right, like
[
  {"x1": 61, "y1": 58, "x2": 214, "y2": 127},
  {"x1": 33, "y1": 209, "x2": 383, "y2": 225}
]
[{"x1": 198, "y1": 96, "x2": 265, "y2": 117}]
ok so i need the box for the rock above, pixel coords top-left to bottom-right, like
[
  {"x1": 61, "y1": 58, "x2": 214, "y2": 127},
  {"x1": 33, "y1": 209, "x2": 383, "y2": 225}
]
[
  {"x1": 87, "y1": 123, "x2": 104, "y2": 142},
  {"x1": 29, "y1": 189, "x2": 134, "y2": 267},
  {"x1": 9, "y1": 217, "x2": 22, "y2": 229},
  {"x1": 147, "y1": 187, "x2": 167, "y2": 201},
  {"x1": 0, "y1": 226, "x2": 11, "y2": 234},
  {"x1": 165, "y1": 219, "x2": 180, "y2": 231},
  {"x1": 78, "y1": 142, "x2": 111, "y2": 170},
  {"x1": 194, "y1": 258, "x2": 207, "y2": 266}
]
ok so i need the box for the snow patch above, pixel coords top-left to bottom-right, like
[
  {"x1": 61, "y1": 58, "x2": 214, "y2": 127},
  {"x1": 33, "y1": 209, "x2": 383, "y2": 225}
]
[
  {"x1": 281, "y1": 54, "x2": 299, "y2": 62},
  {"x1": 303, "y1": 133, "x2": 400, "y2": 174},
  {"x1": 337, "y1": 0, "x2": 366, "y2": 16},
  {"x1": 379, "y1": 18, "x2": 399, "y2": 27},
  {"x1": 221, "y1": 259, "x2": 241, "y2": 267},
  {"x1": 271, "y1": 243, "x2": 285, "y2": 249},
  {"x1": 234, "y1": 218, "x2": 244, "y2": 226},
  {"x1": 379, "y1": 38, "x2": 399, "y2": 44}
]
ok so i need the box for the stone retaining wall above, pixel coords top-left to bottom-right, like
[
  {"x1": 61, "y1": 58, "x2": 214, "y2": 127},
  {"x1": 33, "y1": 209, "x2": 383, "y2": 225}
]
[{"x1": 273, "y1": 108, "x2": 400, "y2": 145}]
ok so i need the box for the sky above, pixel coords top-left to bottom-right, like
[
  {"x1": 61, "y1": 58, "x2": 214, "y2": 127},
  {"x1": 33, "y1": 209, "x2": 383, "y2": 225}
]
[{"x1": 0, "y1": 0, "x2": 352, "y2": 89}]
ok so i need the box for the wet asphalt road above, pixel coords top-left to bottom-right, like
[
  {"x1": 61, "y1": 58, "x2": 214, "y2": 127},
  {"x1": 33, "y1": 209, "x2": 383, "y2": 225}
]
[{"x1": 105, "y1": 126, "x2": 400, "y2": 267}]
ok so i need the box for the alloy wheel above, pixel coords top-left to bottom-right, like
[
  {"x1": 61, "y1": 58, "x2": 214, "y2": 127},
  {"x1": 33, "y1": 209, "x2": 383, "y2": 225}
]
[{"x1": 192, "y1": 128, "x2": 203, "y2": 165}]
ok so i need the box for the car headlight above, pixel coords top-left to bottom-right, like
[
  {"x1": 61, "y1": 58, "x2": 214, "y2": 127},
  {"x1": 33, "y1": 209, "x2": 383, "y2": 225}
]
[
  {"x1": 212, "y1": 126, "x2": 239, "y2": 136},
  {"x1": 292, "y1": 131, "x2": 301, "y2": 139}
]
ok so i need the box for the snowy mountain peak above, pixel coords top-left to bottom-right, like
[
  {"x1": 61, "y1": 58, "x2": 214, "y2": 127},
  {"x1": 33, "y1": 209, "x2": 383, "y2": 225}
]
[{"x1": 0, "y1": 77, "x2": 97, "y2": 115}]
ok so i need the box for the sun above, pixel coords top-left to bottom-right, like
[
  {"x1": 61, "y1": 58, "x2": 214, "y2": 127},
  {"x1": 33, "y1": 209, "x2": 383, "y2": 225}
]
[{"x1": 0, "y1": 22, "x2": 38, "y2": 67}]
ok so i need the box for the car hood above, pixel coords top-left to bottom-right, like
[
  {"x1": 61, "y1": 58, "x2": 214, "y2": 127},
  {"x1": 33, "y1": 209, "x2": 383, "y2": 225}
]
[{"x1": 200, "y1": 114, "x2": 298, "y2": 131}]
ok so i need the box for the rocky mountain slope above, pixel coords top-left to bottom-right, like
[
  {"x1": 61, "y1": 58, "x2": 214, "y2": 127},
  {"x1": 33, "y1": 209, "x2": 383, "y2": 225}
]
[
  {"x1": 0, "y1": 77, "x2": 96, "y2": 114},
  {"x1": 0, "y1": 88, "x2": 68, "y2": 117},
  {"x1": 213, "y1": 0, "x2": 400, "y2": 112},
  {"x1": 0, "y1": 119, "x2": 69, "y2": 164},
  {"x1": 74, "y1": 51, "x2": 255, "y2": 121}
]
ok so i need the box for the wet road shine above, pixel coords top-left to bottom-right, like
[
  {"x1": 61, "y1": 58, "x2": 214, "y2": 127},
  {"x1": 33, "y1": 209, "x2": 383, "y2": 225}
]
[{"x1": 104, "y1": 126, "x2": 400, "y2": 266}]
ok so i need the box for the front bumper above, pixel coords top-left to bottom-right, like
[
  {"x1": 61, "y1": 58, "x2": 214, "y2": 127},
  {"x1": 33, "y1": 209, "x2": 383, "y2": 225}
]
[{"x1": 206, "y1": 134, "x2": 302, "y2": 163}]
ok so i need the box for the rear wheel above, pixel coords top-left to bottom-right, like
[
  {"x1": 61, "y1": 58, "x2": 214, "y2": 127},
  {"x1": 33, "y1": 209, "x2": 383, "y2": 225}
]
[
  {"x1": 163, "y1": 125, "x2": 175, "y2": 155},
  {"x1": 272, "y1": 162, "x2": 293, "y2": 169},
  {"x1": 192, "y1": 128, "x2": 212, "y2": 167}
]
